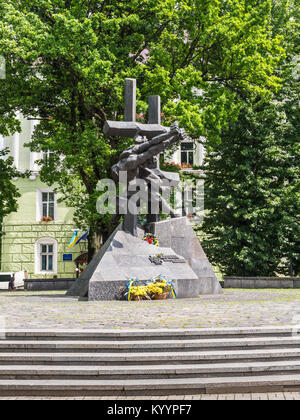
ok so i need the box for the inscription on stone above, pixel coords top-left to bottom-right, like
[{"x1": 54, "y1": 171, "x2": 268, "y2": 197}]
[
  {"x1": 149, "y1": 256, "x2": 163, "y2": 265},
  {"x1": 149, "y1": 255, "x2": 186, "y2": 265}
]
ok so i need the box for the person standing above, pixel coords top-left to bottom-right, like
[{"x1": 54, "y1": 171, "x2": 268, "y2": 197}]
[{"x1": 8, "y1": 273, "x2": 16, "y2": 291}]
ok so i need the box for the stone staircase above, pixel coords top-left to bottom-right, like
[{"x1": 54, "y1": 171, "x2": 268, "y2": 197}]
[{"x1": 0, "y1": 327, "x2": 300, "y2": 396}]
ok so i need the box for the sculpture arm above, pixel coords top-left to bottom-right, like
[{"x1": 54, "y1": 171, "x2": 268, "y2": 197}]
[
  {"x1": 111, "y1": 122, "x2": 187, "y2": 175},
  {"x1": 134, "y1": 129, "x2": 186, "y2": 167},
  {"x1": 136, "y1": 122, "x2": 180, "y2": 154}
]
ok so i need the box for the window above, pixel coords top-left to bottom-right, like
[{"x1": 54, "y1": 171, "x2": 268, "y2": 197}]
[
  {"x1": 42, "y1": 192, "x2": 55, "y2": 219},
  {"x1": 35, "y1": 238, "x2": 57, "y2": 275},
  {"x1": 36, "y1": 188, "x2": 57, "y2": 222},
  {"x1": 181, "y1": 142, "x2": 195, "y2": 165},
  {"x1": 41, "y1": 244, "x2": 54, "y2": 272},
  {"x1": 42, "y1": 151, "x2": 54, "y2": 164}
]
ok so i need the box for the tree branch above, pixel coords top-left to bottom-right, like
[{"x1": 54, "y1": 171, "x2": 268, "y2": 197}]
[{"x1": 131, "y1": 19, "x2": 172, "y2": 64}]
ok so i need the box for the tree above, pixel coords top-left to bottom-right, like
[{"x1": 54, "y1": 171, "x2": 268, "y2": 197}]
[
  {"x1": 0, "y1": 0, "x2": 285, "y2": 259},
  {"x1": 201, "y1": 95, "x2": 299, "y2": 276},
  {"x1": 200, "y1": 0, "x2": 299, "y2": 276},
  {"x1": 0, "y1": 149, "x2": 21, "y2": 235}
]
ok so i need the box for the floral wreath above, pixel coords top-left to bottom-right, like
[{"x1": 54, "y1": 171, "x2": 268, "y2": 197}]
[
  {"x1": 126, "y1": 275, "x2": 176, "y2": 301},
  {"x1": 143, "y1": 233, "x2": 159, "y2": 246}
]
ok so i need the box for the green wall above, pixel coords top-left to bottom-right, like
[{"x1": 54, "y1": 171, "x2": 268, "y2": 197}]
[{"x1": 1, "y1": 178, "x2": 87, "y2": 279}]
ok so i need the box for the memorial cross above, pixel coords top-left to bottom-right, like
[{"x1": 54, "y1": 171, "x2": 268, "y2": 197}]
[{"x1": 103, "y1": 79, "x2": 168, "y2": 138}]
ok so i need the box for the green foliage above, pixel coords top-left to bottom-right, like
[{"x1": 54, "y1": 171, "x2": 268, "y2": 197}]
[
  {"x1": 0, "y1": 0, "x2": 286, "y2": 255},
  {"x1": 0, "y1": 149, "x2": 21, "y2": 234},
  {"x1": 201, "y1": 89, "x2": 299, "y2": 276},
  {"x1": 200, "y1": 0, "x2": 299, "y2": 276}
]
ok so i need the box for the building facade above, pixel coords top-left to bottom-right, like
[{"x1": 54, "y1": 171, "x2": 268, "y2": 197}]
[
  {"x1": 0, "y1": 116, "x2": 86, "y2": 279},
  {"x1": 0, "y1": 116, "x2": 204, "y2": 279},
  {"x1": 170, "y1": 138, "x2": 205, "y2": 168}
]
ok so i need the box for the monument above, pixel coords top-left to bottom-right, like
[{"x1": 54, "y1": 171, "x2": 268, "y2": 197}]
[{"x1": 67, "y1": 79, "x2": 223, "y2": 300}]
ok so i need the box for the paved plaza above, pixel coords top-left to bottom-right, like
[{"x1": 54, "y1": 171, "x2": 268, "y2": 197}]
[{"x1": 1, "y1": 289, "x2": 300, "y2": 330}]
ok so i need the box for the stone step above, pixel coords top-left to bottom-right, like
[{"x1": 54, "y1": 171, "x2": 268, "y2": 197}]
[
  {"x1": 0, "y1": 336, "x2": 300, "y2": 353},
  {"x1": 4, "y1": 326, "x2": 297, "y2": 341},
  {"x1": 1, "y1": 348, "x2": 300, "y2": 365},
  {"x1": 1, "y1": 360, "x2": 300, "y2": 380},
  {"x1": 1, "y1": 374, "x2": 300, "y2": 396}
]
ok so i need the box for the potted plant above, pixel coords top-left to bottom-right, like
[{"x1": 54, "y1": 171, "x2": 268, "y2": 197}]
[
  {"x1": 40, "y1": 216, "x2": 53, "y2": 223},
  {"x1": 161, "y1": 161, "x2": 181, "y2": 173}
]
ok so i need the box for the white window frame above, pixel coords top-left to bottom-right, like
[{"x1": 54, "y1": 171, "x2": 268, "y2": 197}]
[
  {"x1": 36, "y1": 188, "x2": 57, "y2": 222},
  {"x1": 180, "y1": 141, "x2": 195, "y2": 165},
  {"x1": 42, "y1": 150, "x2": 55, "y2": 162},
  {"x1": 41, "y1": 244, "x2": 54, "y2": 272},
  {"x1": 35, "y1": 238, "x2": 58, "y2": 275},
  {"x1": 41, "y1": 192, "x2": 55, "y2": 219}
]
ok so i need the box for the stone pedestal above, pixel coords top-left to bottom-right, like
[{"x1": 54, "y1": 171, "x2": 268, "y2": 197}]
[{"x1": 67, "y1": 217, "x2": 222, "y2": 300}]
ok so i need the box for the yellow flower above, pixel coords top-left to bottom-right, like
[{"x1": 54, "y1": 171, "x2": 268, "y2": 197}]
[
  {"x1": 147, "y1": 283, "x2": 164, "y2": 295},
  {"x1": 130, "y1": 285, "x2": 148, "y2": 297}
]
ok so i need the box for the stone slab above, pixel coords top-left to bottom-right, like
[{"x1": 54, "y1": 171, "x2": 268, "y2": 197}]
[
  {"x1": 24, "y1": 278, "x2": 75, "y2": 291},
  {"x1": 66, "y1": 224, "x2": 123, "y2": 297},
  {"x1": 224, "y1": 277, "x2": 300, "y2": 289},
  {"x1": 147, "y1": 217, "x2": 223, "y2": 295},
  {"x1": 1, "y1": 374, "x2": 300, "y2": 394},
  {"x1": 3, "y1": 325, "x2": 298, "y2": 337}
]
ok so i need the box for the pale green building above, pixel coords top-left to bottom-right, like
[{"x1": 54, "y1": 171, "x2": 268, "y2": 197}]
[{"x1": 0, "y1": 115, "x2": 86, "y2": 279}]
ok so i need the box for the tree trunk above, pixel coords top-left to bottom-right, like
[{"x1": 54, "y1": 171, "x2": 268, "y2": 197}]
[{"x1": 87, "y1": 229, "x2": 103, "y2": 263}]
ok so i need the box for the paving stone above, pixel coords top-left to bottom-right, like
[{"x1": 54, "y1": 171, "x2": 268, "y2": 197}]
[
  {"x1": 267, "y1": 392, "x2": 286, "y2": 400},
  {"x1": 235, "y1": 394, "x2": 252, "y2": 400},
  {"x1": 0, "y1": 289, "x2": 300, "y2": 330},
  {"x1": 284, "y1": 392, "x2": 300, "y2": 400},
  {"x1": 218, "y1": 394, "x2": 236, "y2": 400},
  {"x1": 201, "y1": 395, "x2": 217, "y2": 400},
  {"x1": 251, "y1": 393, "x2": 268, "y2": 400}
]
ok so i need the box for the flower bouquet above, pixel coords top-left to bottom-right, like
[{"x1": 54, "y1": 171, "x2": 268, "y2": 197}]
[
  {"x1": 125, "y1": 277, "x2": 151, "y2": 301},
  {"x1": 125, "y1": 275, "x2": 176, "y2": 302},
  {"x1": 147, "y1": 275, "x2": 176, "y2": 300},
  {"x1": 129, "y1": 285, "x2": 149, "y2": 301},
  {"x1": 143, "y1": 233, "x2": 159, "y2": 246}
]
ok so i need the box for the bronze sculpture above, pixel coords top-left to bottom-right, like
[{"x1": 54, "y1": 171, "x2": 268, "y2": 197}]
[{"x1": 105, "y1": 79, "x2": 187, "y2": 235}]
